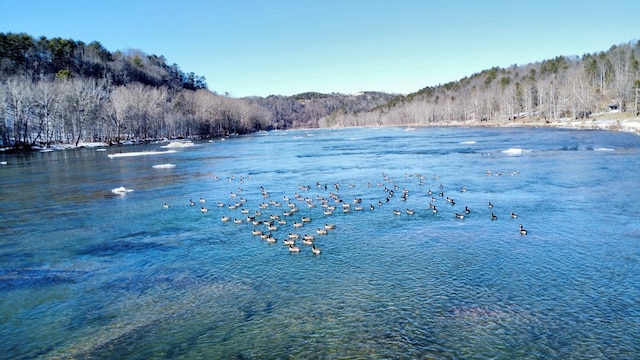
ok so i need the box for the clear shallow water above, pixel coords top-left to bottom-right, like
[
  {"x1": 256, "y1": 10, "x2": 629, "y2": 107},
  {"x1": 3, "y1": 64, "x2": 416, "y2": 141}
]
[{"x1": 1, "y1": 127, "x2": 639, "y2": 359}]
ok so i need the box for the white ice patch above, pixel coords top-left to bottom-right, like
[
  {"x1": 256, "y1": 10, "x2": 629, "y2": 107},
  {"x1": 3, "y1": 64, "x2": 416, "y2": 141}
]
[
  {"x1": 153, "y1": 163, "x2": 177, "y2": 169},
  {"x1": 111, "y1": 186, "x2": 133, "y2": 195},
  {"x1": 107, "y1": 150, "x2": 177, "y2": 158}
]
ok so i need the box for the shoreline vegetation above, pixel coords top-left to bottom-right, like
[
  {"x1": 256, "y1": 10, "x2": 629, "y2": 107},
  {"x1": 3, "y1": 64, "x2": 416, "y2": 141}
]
[
  {"x1": 2, "y1": 33, "x2": 640, "y2": 151},
  {"x1": 1, "y1": 113, "x2": 638, "y2": 154}
]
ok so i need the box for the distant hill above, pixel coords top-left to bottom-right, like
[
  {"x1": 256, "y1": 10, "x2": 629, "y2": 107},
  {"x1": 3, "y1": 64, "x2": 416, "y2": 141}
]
[
  {"x1": 0, "y1": 32, "x2": 207, "y2": 90},
  {"x1": 320, "y1": 39, "x2": 640, "y2": 128}
]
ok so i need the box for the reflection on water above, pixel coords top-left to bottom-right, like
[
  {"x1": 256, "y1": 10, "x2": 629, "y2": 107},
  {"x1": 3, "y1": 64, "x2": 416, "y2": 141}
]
[{"x1": 1, "y1": 127, "x2": 640, "y2": 359}]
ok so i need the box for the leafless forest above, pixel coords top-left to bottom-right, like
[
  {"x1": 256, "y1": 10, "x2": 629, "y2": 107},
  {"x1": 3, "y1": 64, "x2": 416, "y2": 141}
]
[{"x1": 1, "y1": 32, "x2": 638, "y2": 149}]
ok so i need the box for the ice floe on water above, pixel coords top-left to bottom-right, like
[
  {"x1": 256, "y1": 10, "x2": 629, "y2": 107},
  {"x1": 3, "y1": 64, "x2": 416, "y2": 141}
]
[
  {"x1": 107, "y1": 150, "x2": 177, "y2": 158},
  {"x1": 111, "y1": 187, "x2": 133, "y2": 195},
  {"x1": 594, "y1": 147, "x2": 615, "y2": 151},
  {"x1": 461, "y1": 141, "x2": 477, "y2": 144},
  {"x1": 501, "y1": 148, "x2": 526, "y2": 155},
  {"x1": 162, "y1": 140, "x2": 194, "y2": 148},
  {"x1": 152, "y1": 164, "x2": 176, "y2": 169}
]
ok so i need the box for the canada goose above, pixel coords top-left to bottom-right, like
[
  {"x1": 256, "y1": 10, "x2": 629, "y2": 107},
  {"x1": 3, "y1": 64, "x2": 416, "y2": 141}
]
[
  {"x1": 324, "y1": 223, "x2": 336, "y2": 230},
  {"x1": 519, "y1": 224, "x2": 528, "y2": 235},
  {"x1": 266, "y1": 236, "x2": 277, "y2": 243},
  {"x1": 283, "y1": 239, "x2": 295, "y2": 246},
  {"x1": 317, "y1": 228, "x2": 329, "y2": 235},
  {"x1": 302, "y1": 216, "x2": 312, "y2": 222},
  {"x1": 200, "y1": 197, "x2": 206, "y2": 203},
  {"x1": 288, "y1": 233, "x2": 299, "y2": 239},
  {"x1": 393, "y1": 209, "x2": 402, "y2": 216},
  {"x1": 201, "y1": 207, "x2": 208, "y2": 213},
  {"x1": 491, "y1": 213, "x2": 498, "y2": 221},
  {"x1": 189, "y1": 199, "x2": 195, "y2": 206},
  {"x1": 252, "y1": 229, "x2": 263, "y2": 236},
  {"x1": 464, "y1": 206, "x2": 471, "y2": 214},
  {"x1": 311, "y1": 244, "x2": 321, "y2": 255},
  {"x1": 221, "y1": 216, "x2": 231, "y2": 222},
  {"x1": 302, "y1": 237, "x2": 314, "y2": 245},
  {"x1": 511, "y1": 212, "x2": 518, "y2": 218},
  {"x1": 288, "y1": 244, "x2": 301, "y2": 252},
  {"x1": 406, "y1": 208, "x2": 415, "y2": 215},
  {"x1": 455, "y1": 213, "x2": 465, "y2": 220},
  {"x1": 293, "y1": 221, "x2": 303, "y2": 228},
  {"x1": 163, "y1": 203, "x2": 170, "y2": 209},
  {"x1": 488, "y1": 201, "x2": 494, "y2": 209},
  {"x1": 233, "y1": 218, "x2": 243, "y2": 224}
]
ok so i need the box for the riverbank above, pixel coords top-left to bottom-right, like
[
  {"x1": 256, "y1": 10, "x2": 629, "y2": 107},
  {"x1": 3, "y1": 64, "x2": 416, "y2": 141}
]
[{"x1": 471, "y1": 112, "x2": 640, "y2": 135}]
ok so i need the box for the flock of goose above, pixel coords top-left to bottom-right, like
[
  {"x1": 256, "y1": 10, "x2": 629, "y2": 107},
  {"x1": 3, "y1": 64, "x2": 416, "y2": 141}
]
[{"x1": 162, "y1": 170, "x2": 528, "y2": 255}]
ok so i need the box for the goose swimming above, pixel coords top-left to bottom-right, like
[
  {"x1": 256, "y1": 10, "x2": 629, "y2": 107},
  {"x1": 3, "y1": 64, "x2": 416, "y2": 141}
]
[{"x1": 519, "y1": 224, "x2": 528, "y2": 235}]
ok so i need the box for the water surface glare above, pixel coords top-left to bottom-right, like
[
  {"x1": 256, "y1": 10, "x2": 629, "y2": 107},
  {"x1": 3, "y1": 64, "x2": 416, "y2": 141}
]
[{"x1": 1, "y1": 127, "x2": 639, "y2": 359}]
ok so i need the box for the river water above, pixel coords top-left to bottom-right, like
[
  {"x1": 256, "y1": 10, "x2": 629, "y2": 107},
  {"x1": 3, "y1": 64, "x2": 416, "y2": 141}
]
[{"x1": 1, "y1": 127, "x2": 639, "y2": 359}]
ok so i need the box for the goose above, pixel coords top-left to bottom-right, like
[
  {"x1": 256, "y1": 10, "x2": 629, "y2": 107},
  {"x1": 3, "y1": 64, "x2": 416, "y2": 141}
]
[
  {"x1": 324, "y1": 223, "x2": 336, "y2": 230},
  {"x1": 311, "y1": 244, "x2": 321, "y2": 255},
  {"x1": 240, "y1": 208, "x2": 250, "y2": 214},
  {"x1": 488, "y1": 201, "x2": 494, "y2": 209},
  {"x1": 491, "y1": 213, "x2": 498, "y2": 221},
  {"x1": 221, "y1": 216, "x2": 231, "y2": 222},
  {"x1": 233, "y1": 218, "x2": 243, "y2": 224},
  {"x1": 267, "y1": 225, "x2": 278, "y2": 231},
  {"x1": 217, "y1": 202, "x2": 225, "y2": 207},
  {"x1": 302, "y1": 216, "x2": 312, "y2": 222},
  {"x1": 278, "y1": 219, "x2": 287, "y2": 225},
  {"x1": 288, "y1": 233, "x2": 300, "y2": 239},
  {"x1": 370, "y1": 204, "x2": 375, "y2": 210},
  {"x1": 455, "y1": 213, "x2": 465, "y2": 220},
  {"x1": 302, "y1": 237, "x2": 314, "y2": 245},
  {"x1": 293, "y1": 221, "x2": 303, "y2": 228},
  {"x1": 432, "y1": 206, "x2": 438, "y2": 214},
  {"x1": 252, "y1": 229, "x2": 263, "y2": 236},
  {"x1": 406, "y1": 208, "x2": 415, "y2": 215},
  {"x1": 464, "y1": 206, "x2": 471, "y2": 214},
  {"x1": 283, "y1": 239, "x2": 295, "y2": 246},
  {"x1": 393, "y1": 209, "x2": 402, "y2": 216},
  {"x1": 519, "y1": 224, "x2": 528, "y2": 235},
  {"x1": 266, "y1": 236, "x2": 277, "y2": 243},
  {"x1": 189, "y1": 199, "x2": 195, "y2": 206},
  {"x1": 317, "y1": 228, "x2": 329, "y2": 235},
  {"x1": 288, "y1": 243, "x2": 301, "y2": 252},
  {"x1": 200, "y1": 197, "x2": 206, "y2": 203},
  {"x1": 510, "y1": 212, "x2": 518, "y2": 218},
  {"x1": 163, "y1": 203, "x2": 170, "y2": 209},
  {"x1": 201, "y1": 206, "x2": 208, "y2": 213}
]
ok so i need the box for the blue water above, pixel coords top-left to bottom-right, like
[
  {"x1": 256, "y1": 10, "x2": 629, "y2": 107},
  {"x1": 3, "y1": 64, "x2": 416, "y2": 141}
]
[{"x1": 1, "y1": 127, "x2": 639, "y2": 359}]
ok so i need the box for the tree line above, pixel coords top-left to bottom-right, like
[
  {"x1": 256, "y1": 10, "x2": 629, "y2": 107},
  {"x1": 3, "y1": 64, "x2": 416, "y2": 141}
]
[
  {"x1": 1, "y1": 32, "x2": 639, "y2": 149},
  {"x1": 0, "y1": 32, "x2": 392, "y2": 149},
  {"x1": 320, "y1": 40, "x2": 640, "y2": 128}
]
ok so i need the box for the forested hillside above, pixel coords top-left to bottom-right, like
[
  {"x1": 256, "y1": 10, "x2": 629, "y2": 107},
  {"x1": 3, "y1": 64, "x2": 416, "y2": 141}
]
[
  {"x1": 1, "y1": 32, "x2": 639, "y2": 150},
  {"x1": 0, "y1": 32, "x2": 391, "y2": 149},
  {"x1": 321, "y1": 40, "x2": 640, "y2": 127}
]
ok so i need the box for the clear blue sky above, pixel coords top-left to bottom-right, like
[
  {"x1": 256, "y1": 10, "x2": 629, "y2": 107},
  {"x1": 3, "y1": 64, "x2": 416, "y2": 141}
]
[{"x1": 1, "y1": 0, "x2": 638, "y2": 97}]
